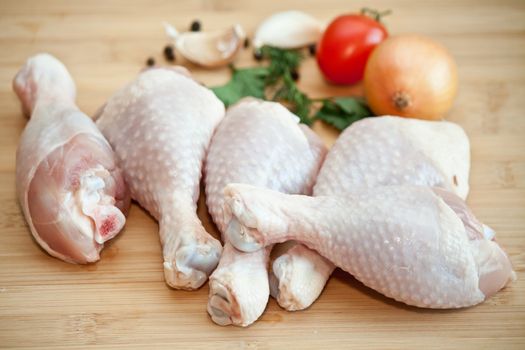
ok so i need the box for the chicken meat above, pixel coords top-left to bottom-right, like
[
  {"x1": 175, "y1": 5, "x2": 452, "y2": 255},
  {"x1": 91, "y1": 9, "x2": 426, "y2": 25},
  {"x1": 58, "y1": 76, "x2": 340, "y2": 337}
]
[
  {"x1": 205, "y1": 98, "x2": 326, "y2": 326},
  {"x1": 224, "y1": 184, "x2": 515, "y2": 308},
  {"x1": 14, "y1": 53, "x2": 130, "y2": 264},
  {"x1": 271, "y1": 116, "x2": 472, "y2": 310},
  {"x1": 96, "y1": 67, "x2": 224, "y2": 289}
]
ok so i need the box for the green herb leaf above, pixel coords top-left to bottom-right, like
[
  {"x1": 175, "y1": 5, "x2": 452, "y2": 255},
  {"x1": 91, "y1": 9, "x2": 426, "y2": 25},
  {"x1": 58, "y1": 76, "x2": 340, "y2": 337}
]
[
  {"x1": 261, "y1": 46, "x2": 303, "y2": 85},
  {"x1": 315, "y1": 97, "x2": 373, "y2": 130},
  {"x1": 334, "y1": 97, "x2": 372, "y2": 116},
  {"x1": 211, "y1": 46, "x2": 374, "y2": 128},
  {"x1": 211, "y1": 65, "x2": 269, "y2": 107},
  {"x1": 272, "y1": 71, "x2": 312, "y2": 125}
]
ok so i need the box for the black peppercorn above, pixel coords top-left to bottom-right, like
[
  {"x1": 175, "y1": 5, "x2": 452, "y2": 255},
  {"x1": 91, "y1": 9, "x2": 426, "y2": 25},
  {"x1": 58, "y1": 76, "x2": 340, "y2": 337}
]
[
  {"x1": 164, "y1": 45, "x2": 175, "y2": 62},
  {"x1": 243, "y1": 38, "x2": 250, "y2": 48},
  {"x1": 291, "y1": 70, "x2": 300, "y2": 81},
  {"x1": 146, "y1": 57, "x2": 155, "y2": 66},
  {"x1": 308, "y1": 43, "x2": 316, "y2": 56},
  {"x1": 253, "y1": 49, "x2": 263, "y2": 61},
  {"x1": 190, "y1": 20, "x2": 201, "y2": 32}
]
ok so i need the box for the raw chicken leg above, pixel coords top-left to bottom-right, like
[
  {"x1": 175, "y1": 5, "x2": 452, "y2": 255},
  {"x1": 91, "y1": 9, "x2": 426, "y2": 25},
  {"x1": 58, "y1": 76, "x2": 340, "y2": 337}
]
[
  {"x1": 224, "y1": 184, "x2": 515, "y2": 308},
  {"x1": 14, "y1": 54, "x2": 130, "y2": 264},
  {"x1": 96, "y1": 67, "x2": 224, "y2": 289},
  {"x1": 272, "y1": 116, "x2": 471, "y2": 310},
  {"x1": 205, "y1": 98, "x2": 325, "y2": 326}
]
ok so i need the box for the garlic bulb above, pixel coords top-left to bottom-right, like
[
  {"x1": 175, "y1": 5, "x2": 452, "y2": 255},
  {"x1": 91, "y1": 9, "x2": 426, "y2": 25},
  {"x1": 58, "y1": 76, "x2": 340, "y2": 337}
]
[
  {"x1": 253, "y1": 11, "x2": 324, "y2": 49},
  {"x1": 164, "y1": 23, "x2": 245, "y2": 68}
]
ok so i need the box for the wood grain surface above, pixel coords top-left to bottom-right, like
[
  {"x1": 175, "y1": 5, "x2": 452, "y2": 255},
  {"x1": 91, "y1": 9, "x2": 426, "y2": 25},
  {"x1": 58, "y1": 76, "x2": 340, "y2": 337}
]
[{"x1": 1, "y1": 0, "x2": 524, "y2": 349}]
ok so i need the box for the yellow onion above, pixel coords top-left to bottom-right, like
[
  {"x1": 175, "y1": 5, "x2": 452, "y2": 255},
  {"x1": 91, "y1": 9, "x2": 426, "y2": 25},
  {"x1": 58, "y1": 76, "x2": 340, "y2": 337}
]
[{"x1": 364, "y1": 34, "x2": 458, "y2": 120}]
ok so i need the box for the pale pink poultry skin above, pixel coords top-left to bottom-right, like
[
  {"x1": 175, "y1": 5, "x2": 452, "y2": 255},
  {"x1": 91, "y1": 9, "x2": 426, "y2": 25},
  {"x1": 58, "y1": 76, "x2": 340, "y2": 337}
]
[
  {"x1": 205, "y1": 98, "x2": 325, "y2": 326},
  {"x1": 272, "y1": 116, "x2": 472, "y2": 310},
  {"x1": 96, "y1": 67, "x2": 224, "y2": 289},
  {"x1": 14, "y1": 54, "x2": 130, "y2": 264},
  {"x1": 225, "y1": 184, "x2": 515, "y2": 308}
]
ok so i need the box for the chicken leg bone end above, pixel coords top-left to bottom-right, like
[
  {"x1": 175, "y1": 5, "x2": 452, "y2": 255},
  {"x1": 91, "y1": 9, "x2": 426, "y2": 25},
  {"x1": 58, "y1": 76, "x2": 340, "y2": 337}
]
[
  {"x1": 163, "y1": 238, "x2": 222, "y2": 290},
  {"x1": 225, "y1": 217, "x2": 263, "y2": 253},
  {"x1": 224, "y1": 183, "x2": 290, "y2": 251},
  {"x1": 271, "y1": 244, "x2": 335, "y2": 311},
  {"x1": 13, "y1": 53, "x2": 76, "y2": 116},
  {"x1": 207, "y1": 281, "x2": 241, "y2": 326}
]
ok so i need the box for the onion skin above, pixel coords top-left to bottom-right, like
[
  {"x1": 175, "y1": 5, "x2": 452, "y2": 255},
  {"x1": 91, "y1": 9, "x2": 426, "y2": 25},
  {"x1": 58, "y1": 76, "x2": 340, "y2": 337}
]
[{"x1": 364, "y1": 34, "x2": 458, "y2": 120}]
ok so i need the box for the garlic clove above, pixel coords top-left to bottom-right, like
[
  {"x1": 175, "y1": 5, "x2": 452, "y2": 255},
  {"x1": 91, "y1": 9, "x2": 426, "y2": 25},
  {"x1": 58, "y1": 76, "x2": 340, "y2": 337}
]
[
  {"x1": 164, "y1": 23, "x2": 245, "y2": 68},
  {"x1": 253, "y1": 11, "x2": 324, "y2": 49}
]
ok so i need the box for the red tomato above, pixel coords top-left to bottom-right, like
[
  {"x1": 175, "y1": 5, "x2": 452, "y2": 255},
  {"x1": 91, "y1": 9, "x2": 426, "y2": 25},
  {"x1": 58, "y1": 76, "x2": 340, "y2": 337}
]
[{"x1": 316, "y1": 14, "x2": 388, "y2": 85}]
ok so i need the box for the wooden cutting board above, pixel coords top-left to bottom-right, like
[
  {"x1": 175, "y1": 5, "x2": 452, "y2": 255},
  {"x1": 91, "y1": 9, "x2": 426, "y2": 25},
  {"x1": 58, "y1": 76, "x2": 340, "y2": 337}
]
[{"x1": 1, "y1": 1, "x2": 524, "y2": 348}]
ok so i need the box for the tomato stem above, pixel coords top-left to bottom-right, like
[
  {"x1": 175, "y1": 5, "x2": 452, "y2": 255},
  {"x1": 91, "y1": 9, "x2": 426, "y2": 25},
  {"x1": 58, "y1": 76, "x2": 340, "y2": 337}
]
[{"x1": 361, "y1": 8, "x2": 392, "y2": 22}]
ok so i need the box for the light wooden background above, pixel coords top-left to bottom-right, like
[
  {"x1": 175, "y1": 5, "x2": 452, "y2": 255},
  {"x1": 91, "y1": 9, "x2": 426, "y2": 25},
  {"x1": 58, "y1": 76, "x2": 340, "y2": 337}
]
[{"x1": 0, "y1": 0, "x2": 524, "y2": 349}]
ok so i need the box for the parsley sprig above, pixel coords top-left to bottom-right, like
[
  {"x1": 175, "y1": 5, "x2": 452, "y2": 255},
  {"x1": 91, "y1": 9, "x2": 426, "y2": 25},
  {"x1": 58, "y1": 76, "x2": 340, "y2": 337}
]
[{"x1": 211, "y1": 46, "x2": 373, "y2": 130}]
